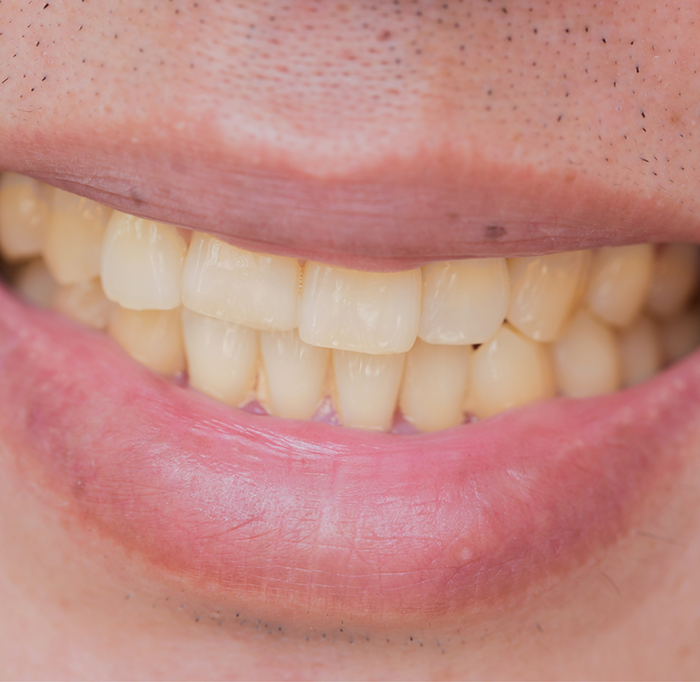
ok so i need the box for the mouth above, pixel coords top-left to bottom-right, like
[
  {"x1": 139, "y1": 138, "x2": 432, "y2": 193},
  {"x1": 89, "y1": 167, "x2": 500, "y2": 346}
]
[{"x1": 2, "y1": 169, "x2": 700, "y2": 632}]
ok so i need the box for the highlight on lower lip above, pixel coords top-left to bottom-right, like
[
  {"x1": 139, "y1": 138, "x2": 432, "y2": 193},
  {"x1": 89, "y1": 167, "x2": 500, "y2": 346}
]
[{"x1": 2, "y1": 172, "x2": 700, "y2": 435}]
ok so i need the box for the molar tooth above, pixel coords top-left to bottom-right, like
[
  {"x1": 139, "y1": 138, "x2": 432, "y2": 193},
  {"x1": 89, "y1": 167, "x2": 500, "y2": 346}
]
[
  {"x1": 43, "y1": 189, "x2": 112, "y2": 284},
  {"x1": 181, "y1": 233, "x2": 300, "y2": 331},
  {"x1": 419, "y1": 258, "x2": 509, "y2": 345},
  {"x1": 0, "y1": 174, "x2": 52, "y2": 261},
  {"x1": 260, "y1": 329, "x2": 330, "y2": 419},
  {"x1": 399, "y1": 339, "x2": 472, "y2": 432},
  {"x1": 646, "y1": 244, "x2": 700, "y2": 319},
  {"x1": 585, "y1": 245, "x2": 654, "y2": 328},
  {"x1": 182, "y1": 308, "x2": 259, "y2": 406},
  {"x1": 506, "y1": 251, "x2": 591, "y2": 342},
  {"x1": 108, "y1": 306, "x2": 185, "y2": 376},
  {"x1": 299, "y1": 263, "x2": 421, "y2": 354},
  {"x1": 468, "y1": 324, "x2": 554, "y2": 419},
  {"x1": 101, "y1": 211, "x2": 187, "y2": 311},
  {"x1": 15, "y1": 259, "x2": 57, "y2": 308},
  {"x1": 659, "y1": 307, "x2": 700, "y2": 363},
  {"x1": 53, "y1": 279, "x2": 113, "y2": 330},
  {"x1": 332, "y1": 350, "x2": 406, "y2": 431},
  {"x1": 619, "y1": 315, "x2": 663, "y2": 387},
  {"x1": 552, "y1": 309, "x2": 621, "y2": 397}
]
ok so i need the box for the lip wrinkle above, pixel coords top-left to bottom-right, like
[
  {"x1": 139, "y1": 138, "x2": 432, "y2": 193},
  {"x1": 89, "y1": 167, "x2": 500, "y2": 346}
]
[{"x1": 0, "y1": 282, "x2": 695, "y2": 629}]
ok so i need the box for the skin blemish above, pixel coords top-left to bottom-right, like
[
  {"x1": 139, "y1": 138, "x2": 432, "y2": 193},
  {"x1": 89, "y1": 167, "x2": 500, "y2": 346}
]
[{"x1": 485, "y1": 225, "x2": 507, "y2": 239}]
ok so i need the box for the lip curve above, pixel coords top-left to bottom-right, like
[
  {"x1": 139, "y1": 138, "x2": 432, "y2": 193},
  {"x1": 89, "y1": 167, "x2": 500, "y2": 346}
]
[
  {"x1": 1, "y1": 278, "x2": 697, "y2": 629},
  {"x1": 4, "y1": 133, "x2": 700, "y2": 271}
]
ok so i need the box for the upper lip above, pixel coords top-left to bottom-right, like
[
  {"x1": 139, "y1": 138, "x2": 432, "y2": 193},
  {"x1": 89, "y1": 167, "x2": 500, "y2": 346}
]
[{"x1": 3, "y1": 135, "x2": 700, "y2": 269}]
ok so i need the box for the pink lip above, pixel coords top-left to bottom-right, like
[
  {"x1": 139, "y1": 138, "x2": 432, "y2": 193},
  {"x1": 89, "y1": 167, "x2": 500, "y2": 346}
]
[{"x1": 2, "y1": 280, "x2": 697, "y2": 629}]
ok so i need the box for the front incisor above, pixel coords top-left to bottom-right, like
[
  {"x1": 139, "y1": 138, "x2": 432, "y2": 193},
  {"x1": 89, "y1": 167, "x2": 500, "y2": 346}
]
[
  {"x1": 260, "y1": 329, "x2": 330, "y2": 420},
  {"x1": 506, "y1": 251, "x2": 590, "y2": 342},
  {"x1": 468, "y1": 324, "x2": 554, "y2": 419},
  {"x1": 101, "y1": 212, "x2": 187, "y2": 311},
  {"x1": 332, "y1": 350, "x2": 406, "y2": 431},
  {"x1": 181, "y1": 233, "x2": 301, "y2": 332},
  {"x1": 182, "y1": 308, "x2": 259, "y2": 407},
  {"x1": 299, "y1": 263, "x2": 421, "y2": 354},
  {"x1": 419, "y1": 258, "x2": 510, "y2": 345},
  {"x1": 400, "y1": 339, "x2": 472, "y2": 432}
]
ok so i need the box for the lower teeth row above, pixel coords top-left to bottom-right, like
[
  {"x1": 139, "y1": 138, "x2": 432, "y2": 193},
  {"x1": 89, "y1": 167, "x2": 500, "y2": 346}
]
[{"x1": 3, "y1": 173, "x2": 700, "y2": 432}]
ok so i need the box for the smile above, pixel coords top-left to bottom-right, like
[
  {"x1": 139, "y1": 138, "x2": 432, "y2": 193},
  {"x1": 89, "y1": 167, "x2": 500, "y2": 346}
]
[{"x1": 2, "y1": 166, "x2": 700, "y2": 630}]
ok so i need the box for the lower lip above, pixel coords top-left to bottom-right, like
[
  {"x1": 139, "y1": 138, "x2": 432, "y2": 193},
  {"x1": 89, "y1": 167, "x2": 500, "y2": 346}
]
[{"x1": 1, "y1": 282, "x2": 697, "y2": 628}]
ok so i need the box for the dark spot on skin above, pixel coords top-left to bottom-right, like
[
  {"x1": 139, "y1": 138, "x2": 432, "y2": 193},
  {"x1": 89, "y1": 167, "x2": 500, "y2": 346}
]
[
  {"x1": 485, "y1": 225, "x2": 507, "y2": 239},
  {"x1": 378, "y1": 30, "x2": 391, "y2": 41},
  {"x1": 536, "y1": 622, "x2": 544, "y2": 633}
]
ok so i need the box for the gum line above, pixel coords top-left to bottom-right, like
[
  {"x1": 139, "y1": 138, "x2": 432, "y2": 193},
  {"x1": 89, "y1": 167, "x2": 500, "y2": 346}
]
[{"x1": 2, "y1": 172, "x2": 700, "y2": 433}]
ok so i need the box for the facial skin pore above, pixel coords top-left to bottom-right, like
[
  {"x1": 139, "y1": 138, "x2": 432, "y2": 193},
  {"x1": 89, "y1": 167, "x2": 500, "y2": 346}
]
[{"x1": 1, "y1": 1, "x2": 700, "y2": 679}]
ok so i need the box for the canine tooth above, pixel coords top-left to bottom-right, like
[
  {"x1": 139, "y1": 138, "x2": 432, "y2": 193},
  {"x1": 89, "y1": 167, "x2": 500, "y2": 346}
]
[
  {"x1": 332, "y1": 350, "x2": 406, "y2": 430},
  {"x1": 646, "y1": 244, "x2": 700, "y2": 319},
  {"x1": 469, "y1": 324, "x2": 554, "y2": 419},
  {"x1": 585, "y1": 245, "x2": 654, "y2": 328},
  {"x1": 182, "y1": 308, "x2": 259, "y2": 406},
  {"x1": 15, "y1": 259, "x2": 57, "y2": 308},
  {"x1": 43, "y1": 189, "x2": 112, "y2": 284},
  {"x1": 552, "y1": 309, "x2": 621, "y2": 397},
  {"x1": 299, "y1": 263, "x2": 421, "y2": 354},
  {"x1": 181, "y1": 233, "x2": 300, "y2": 332},
  {"x1": 507, "y1": 251, "x2": 591, "y2": 341},
  {"x1": 659, "y1": 308, "x2": 700, "y2": 363},
  {"x1": 260, "y1": 329, "x2": 330, "y2": 419},
  {"x1": 419, "y1": 258, "x2": 509, "y2": 345},
  {"x1": 108, "y1": 307, "x2": 185, "y2": 376},
  {"x1": 53, "y1": 279, "x2": 113, "y2": 330},
  {"x1": 101, "y1": 212, "x2": 187, "y2": 311},
  {"x1": 400, "y1": 339, "x2": 472, "y2": 432},
  {"x1": 619, "y1": 315, "x2": 663, "y2": 387},
  {"x1": 0, "y1": 174, "x2": 52, "y2": 261}
]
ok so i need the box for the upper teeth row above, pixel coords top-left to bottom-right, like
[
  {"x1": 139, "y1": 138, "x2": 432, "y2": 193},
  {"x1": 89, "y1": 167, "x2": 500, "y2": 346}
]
[{"x1": 2, "y1": 172, "x2": 699, "y2": 432}]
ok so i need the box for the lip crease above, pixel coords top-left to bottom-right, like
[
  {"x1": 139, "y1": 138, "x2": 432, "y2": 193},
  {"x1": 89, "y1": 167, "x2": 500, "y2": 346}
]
[{"x1": 1, "y1": 251, "x2": 698, "y2": 628}]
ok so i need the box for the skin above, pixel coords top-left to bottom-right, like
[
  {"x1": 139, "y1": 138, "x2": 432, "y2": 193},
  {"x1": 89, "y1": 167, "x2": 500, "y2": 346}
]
[{"x1": 0, "y1": 0, "x2": 699, "y2": 679}]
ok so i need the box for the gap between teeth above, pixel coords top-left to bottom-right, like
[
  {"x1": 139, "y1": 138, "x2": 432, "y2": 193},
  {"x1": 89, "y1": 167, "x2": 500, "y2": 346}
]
[{"x1": 2, "y1": 172, "x2": 700, "y2": 433}]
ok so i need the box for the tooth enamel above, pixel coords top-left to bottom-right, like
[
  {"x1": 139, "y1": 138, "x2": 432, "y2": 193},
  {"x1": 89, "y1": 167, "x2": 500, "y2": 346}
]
[
  {"x1": 619, "y1": 315, "x2": 663, "y2": 387},
  {"x1": 101, "y1": 211, "x2": 187, "y2": 311},
  {"x1": 53, "y1": 279, "x2": 113, "y2": 330},
  {"x1": 419, "y1": 258, "x2": 510, "y2": 345},
  {"x1": 108, "y1": 306, "x2": 186, "y2": 376},
  {"x1": 552, "y1": 308, "x2": 621, "y2": 398},
  {"x1": 468, "y1": 323, "x2": 554, "y2": 419},
  {"x1": 182, "y1": 308, "x2": 259, "y2": 406},
  {"x1": 506, "y1": 251, "x2": 591, "y2": 342},
  {"x1": 181, "y1": 233, "x2": 300, "y2": 332},
  {"x1": 0, "y1": 174, "x2": 52, "y2": 261},
  {"x1": 332, "y1": 349, "x2": 406, "y2": 430},
  {"x1": 299, "y1": 262, "x2": 421, "y2": 354},
  {"x1": 43, "y1": 189, "x2": 112, "y2": 285},
  {"x1": 659, "y1": 307, "x2": 700, "y2": 363},
  {"x1": 260, "y1": 329, "x2": 330, "y2": 419},
  {"x1": 585, "y1": 245, "x2": 654, "y2": 328},
  {"x1": 400, "y1": 339, "x2": 472, "y2": 432},
  {"x1": 646, "y1": 244, "x2": 700, "y2": 319},
  {"x1": 15, "y1": 258, "x2": 58, "y2": 308}
]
